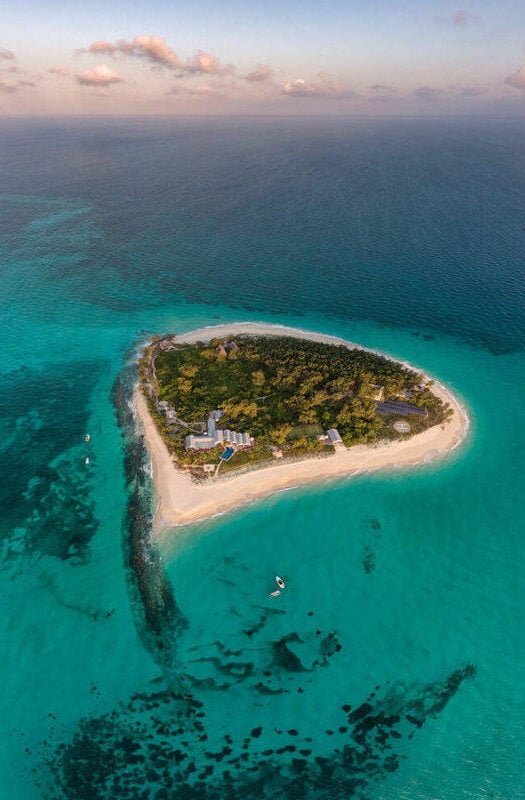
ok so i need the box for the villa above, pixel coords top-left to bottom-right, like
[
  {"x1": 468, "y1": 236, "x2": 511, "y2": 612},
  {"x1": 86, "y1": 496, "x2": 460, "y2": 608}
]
[
  {"x1": 184, "y1": 410, "x2": 253, "y2": 451},
  {"x1": 327, "y1": 428, "x2": 344, "y2": 446}
]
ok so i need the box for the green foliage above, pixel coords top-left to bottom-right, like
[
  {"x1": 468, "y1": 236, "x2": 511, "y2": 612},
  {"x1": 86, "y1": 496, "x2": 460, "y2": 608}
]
[
  {"x1": 218, "y1": 444, "x2": 272, "y2": 473},
  {"x1": 139, "y1": 335, "x2": 447, "y2": 469}
]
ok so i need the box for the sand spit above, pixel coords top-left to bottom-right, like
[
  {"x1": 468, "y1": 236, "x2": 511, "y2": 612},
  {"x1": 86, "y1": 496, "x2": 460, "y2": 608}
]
[{"x1": 134, "y1": 323, "x2": 469, "y2": 530}]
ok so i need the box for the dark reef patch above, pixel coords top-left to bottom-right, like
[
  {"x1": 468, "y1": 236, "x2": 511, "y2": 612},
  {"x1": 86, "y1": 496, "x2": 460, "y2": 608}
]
[
  {"x1": 112, "y1": 363, "x2": 188, "y2": 679},
  {"x1": 0, "y1": 360, "x2": 104, "y2": 564},
  {"x1": 363, "y1": 546, "x2": 375, "y2": 574},
  {"x1": 272, "y1": 633, "x2": 308, "y2": 673},
  {"x1": 243, "y1": 605, "x2": 286, "y2": 638},
  {"x1": 39, "y1": 663, "x2": 476, "y2": 799},
  {"x1": 360, "y1": 517, "x2": 383, "y2": 575}
]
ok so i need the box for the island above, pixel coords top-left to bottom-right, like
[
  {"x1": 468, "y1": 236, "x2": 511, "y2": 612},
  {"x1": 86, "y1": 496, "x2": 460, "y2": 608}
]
[{"x1": 134, "y1": 323, "x2": 468, "y2": 528}]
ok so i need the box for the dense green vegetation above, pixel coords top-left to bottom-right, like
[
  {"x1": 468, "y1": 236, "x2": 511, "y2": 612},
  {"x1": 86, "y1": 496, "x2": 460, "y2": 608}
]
[{"x1": 139, "y1": 334, "x2": 450, "y2": 472}]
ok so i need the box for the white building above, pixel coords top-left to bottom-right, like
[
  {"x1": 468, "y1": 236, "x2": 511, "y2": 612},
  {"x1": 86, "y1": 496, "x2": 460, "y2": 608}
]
[
  {"x1": 327, "y1": 428, "x2": 344, "y2": 446},
  {"x1": 184, "y1": 410, "x2": 253, "y2": 451}
]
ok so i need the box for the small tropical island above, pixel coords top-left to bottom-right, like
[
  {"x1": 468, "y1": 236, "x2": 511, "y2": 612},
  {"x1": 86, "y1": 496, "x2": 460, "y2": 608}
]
[{"x1": 135, "y1": 323, "x2": 468, "y2": 528}]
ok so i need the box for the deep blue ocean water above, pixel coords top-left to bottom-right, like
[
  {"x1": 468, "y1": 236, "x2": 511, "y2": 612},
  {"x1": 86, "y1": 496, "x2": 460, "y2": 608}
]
[{"x1": 0, "y1": 116, "x2": 523, "y2": 799}]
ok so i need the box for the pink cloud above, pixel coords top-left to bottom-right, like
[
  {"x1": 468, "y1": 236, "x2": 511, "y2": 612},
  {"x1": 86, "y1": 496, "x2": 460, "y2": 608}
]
[
  {"x1": 0, "y1": 48, "x2": 15, "y2": 61},
  {"x1": 413, "y1": 85, "x2": 446, "y2": 99},
  {"x1": 166, "y1": 83, "x2": 225, "y2": 98},
  {"x1": 454, "y1": 85, "x2": 486, "y2": 96},
  {"x1": 244, "y1": 64, "x2": 273, "y2": 83},
  {"x1": 505, "y1": 66, "x2": 525, "y2": 89},
  {"x1": 48, "y1": 66, "x2": 71, "y2": 76},
  {"x1": 75, "y1": 64, "x2": 122, "y2": 87},
  {"x1": 282, "y1": 74, "x2": 337, "y2": 97},
  {"x1": 80, "y1": 35, "x2": 227, "y2": 75},
  {"x1": 80, "y1": 35, "x2": 183, "y2": 70},
  {"x1": 281, "y1": 73, "x2": 357, "y2": 100},
  {"x1": 189, "y1": 51, "x2": 225, "y2": 75},
  {"x1": 0, "y1": 80, "x2": 17, "y2": 93},
  {"x1": 452, "y1": 10, "x2": 477, "y2": 26},
  {"x1": 128, "y1": 34, "x2": 184, "y2": 69},
  {"x1": 187, "y1": 84, "x2": 223, "y2": 96},
  {"x1": 435, "y1": 10, "x2": 478, "y2": 26}
]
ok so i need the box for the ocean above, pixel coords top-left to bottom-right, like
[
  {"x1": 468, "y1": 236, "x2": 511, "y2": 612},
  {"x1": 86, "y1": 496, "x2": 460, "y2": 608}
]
[{"x1": 0, "y1": 115, "x2": 523, "y2": 799}]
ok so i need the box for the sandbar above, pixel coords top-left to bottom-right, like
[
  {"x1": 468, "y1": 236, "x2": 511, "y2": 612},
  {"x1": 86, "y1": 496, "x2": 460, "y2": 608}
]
[{"x1": 134, "y1": 322, "x2": 469, "y2": 530}]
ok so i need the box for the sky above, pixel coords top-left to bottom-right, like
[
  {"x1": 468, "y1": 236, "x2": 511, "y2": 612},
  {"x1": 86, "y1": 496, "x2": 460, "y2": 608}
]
[{"x1": 1, "y1": 0, "x2": 525, "y2": 115}]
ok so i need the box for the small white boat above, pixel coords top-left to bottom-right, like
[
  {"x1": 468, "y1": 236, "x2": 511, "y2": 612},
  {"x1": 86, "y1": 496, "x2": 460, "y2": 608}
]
[
  {"x1": 84, "y1": 434, "x2": 91, "y2": 443},
  {"x1": 84, "y1": 457, "x2": 90, "y2": 465},
  {"x1": 270, "y1": 590, "x2": 281, "y2": 597},
  {"x1": 275, "y1": 576, "x2": 286, "y2": 589}
]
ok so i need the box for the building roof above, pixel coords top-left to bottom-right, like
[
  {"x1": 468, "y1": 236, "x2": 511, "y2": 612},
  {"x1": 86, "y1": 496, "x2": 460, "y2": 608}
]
[
  {"x1": 327, "y1": 428, "x2": 343, "y2": 444},
  {"x1": 185, "y1": 434, "x2": 215, "y2": 450},
  {"x1": 375, "y1": 401, "x2": 426, "y2": 417},
  {"x1": 207, "y1": 415, "x2": 216, "y2": 436}
]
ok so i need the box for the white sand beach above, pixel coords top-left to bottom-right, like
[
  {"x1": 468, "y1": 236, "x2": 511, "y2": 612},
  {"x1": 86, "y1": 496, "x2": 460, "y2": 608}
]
[{"x1": 135, "y1": 323, "x2": 469, "y2": 530}]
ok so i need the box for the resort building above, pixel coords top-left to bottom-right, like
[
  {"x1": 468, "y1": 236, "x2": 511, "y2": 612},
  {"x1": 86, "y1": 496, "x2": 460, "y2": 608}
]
[
  {"x1": 158, "y1": 400, "x2": 177, "y2": 423},
  {"x1": 375, "y1": 400, "x2": 427, "y2": 417},
  {"x1": 184, "y1": 409, "x2": 253, "y2": 451},
  {"x1": 327, "y1": 428, "x2": 344, "y2": 446},
  {"x1": 158, "y1": 338, "x2": 176, "y2": 351}
]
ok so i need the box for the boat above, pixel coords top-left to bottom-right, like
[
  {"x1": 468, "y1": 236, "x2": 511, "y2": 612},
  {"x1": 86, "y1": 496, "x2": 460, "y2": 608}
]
[
  {"x1": 85, "y1": 457, "x2": 90, "y2": 465},
  {"x1": 275, "y1": 576, "x2": 286, "y2": 589},
  {"x1": 84, "y1": 434, "x2": 91, "y2": 442},
  {"x1": 270, "y1": 590, "x2": 281, "y2": 597}
]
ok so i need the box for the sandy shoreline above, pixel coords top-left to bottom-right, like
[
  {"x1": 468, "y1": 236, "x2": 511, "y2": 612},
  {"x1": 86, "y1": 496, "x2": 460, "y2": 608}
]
[{"x1": 134, "y1": 323, "x2": 470, "y2": 530}]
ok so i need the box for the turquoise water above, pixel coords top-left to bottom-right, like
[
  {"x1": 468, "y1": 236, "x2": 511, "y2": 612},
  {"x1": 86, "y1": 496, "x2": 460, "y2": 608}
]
[{"x1": 0, "y1": 117, "x2": 523, "y2": 799}]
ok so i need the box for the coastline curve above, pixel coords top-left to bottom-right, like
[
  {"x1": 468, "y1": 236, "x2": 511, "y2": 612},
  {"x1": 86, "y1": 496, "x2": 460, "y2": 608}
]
[{"x1": 134, "y1": 322, "x2": 470, "y2": 531}]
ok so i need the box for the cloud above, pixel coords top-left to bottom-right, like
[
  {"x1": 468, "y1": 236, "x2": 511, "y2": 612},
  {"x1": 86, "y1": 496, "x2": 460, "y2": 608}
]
[
  {"x1": 244, "y1": 64, "x2": 273, "y2": 83},
  {"x1": 505, "y1": 66, "x2": 525, "y2": 89},
  {"x1": 81, "y1": 35, "x2": 184, "y2": 70},
  {"x1": 454, "y1": 85, "x2": 485, "y2": 96},
  {"x1": 48, "y1": 66, "x2": 71, "y2": 76},
  {"x1": 413, "y1": 85, "x2": 446, "y2": 100},
  {"x1": 370, "y1": 84, "x2": 397, "y2": 93},
  {"x1": 0, "y1": 48, "x2": 15, "y2": 61},
  {"x1": 368, "y1": 84, "x2": 399, "y2": 102},
  {"x1": 282, "y1": 73, "x2": 338, "y2": 97},
  {"x1": 80, "y1": 35, "x2": 227, "y2": 76},
  {"x1": 0, "y1": 80, "x2": 17, "y2": 93},
  {"x1": 188, "y1": 51, "x2": 226, "y2": 75},
  {"x1": 75, "y1": 64, "x2": 122, "y2": 87},
  {"x1": 125, "y1": 34, "x2": 184, "y2": 69},
  {"x1": 187, "y1": 84, "x2": 223, "y2": 97},
  {"x1": 0, "y1": 74, "x2": 37, "y2": 93},
  {"x1": 451, "y1": 10, "x2": 477, "y2": 26},
  {"x1": 435, "y1": 10, "x2": 478, "y2": 26},
  {"x1": 166, "y1": 83, "x2": 225, "y2": 98}
]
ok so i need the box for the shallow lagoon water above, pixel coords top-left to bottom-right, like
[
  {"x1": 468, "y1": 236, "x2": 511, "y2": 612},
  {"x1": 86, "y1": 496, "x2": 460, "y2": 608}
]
[{"x1": 0, "y1": 117, "x2": 523, "y2": 799}]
